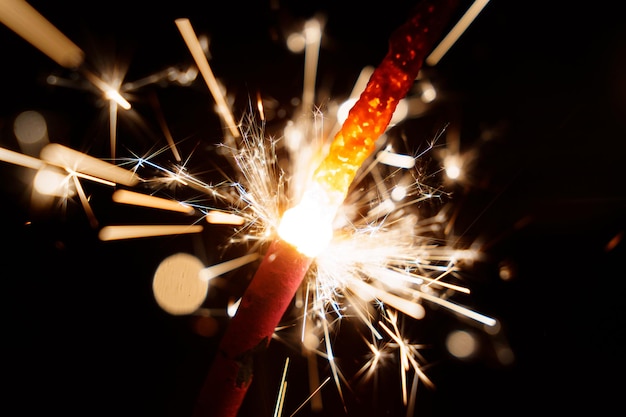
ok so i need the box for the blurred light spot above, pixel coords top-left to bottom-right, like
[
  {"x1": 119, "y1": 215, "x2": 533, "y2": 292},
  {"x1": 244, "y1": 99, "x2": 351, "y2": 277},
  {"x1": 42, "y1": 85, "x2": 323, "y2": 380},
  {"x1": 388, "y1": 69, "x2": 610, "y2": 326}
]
[
  {"x1": 419, "y1": 81, "x2": 437, "y2": 103},
  {"x1": 303, "y1": 329, "x2": 320, "y2": 350},
  {"x1": 104, "y1": 88, "x2": 131, "y2": 110},
  {"x1": 190, "y1": 314, "x2": 219, "y2": 338},
  {"x1": 152, "y1": 252, "x2": 207, "y2": 315},
  {"x1": 496, "y1": 345, "x2": 515, "y2": 365},
  {"x1": 169, "y1": 66, "x2": 198, "y2": 86},
  {"x1": 198, "y1": 34, "x2": 211, "y2": 57},
  {"x1": 13, "y1": 110, "x2": 49, "y2": 156},
  {"x1": 304, "y1": 18, "x2": 321, "y2": 43},
  {"x1": 284, "y1": 121, "x2": 304, "y2": 150},
  {"x1": 446, "y1": 330, "x2": 477, "y2": 359},
  {"x1": 286, "y1": 32, "x2": 306, "y2": 53},
  {"x1": 498, "y1": 260, "x2": 516, "y2": 281},
  {"x1": 605, "y1": 231, "x2": 623, "y2": 252},
  {"x1": 443, "y1": 155, "x2": 462, "y2": 180},
  {"x1": 391, "y1": 185, "x2": 407, "y2": 201},
  {"x1": 445, "y1": 164, "x2": 461, "y2": 179},
  {"x1": 33, "y1": 167, "x2": 72, "y2": 197}
]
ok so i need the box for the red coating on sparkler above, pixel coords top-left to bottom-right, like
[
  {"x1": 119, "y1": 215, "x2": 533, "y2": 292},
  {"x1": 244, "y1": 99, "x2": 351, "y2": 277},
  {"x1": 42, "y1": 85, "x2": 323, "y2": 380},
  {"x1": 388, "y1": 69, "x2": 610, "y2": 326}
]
[
  {"x1": 194, "y1": 1, "x2": 460, "y2": 416},
  {"x1": 193, "y1": 239, "x2": 313, "y2": 417}
]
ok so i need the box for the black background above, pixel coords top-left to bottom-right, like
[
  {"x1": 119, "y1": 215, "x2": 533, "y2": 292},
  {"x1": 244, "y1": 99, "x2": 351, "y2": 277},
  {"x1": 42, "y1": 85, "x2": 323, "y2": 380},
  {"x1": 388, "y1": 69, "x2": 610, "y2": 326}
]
[{"x1": 2, "y1": 1, "x2": 625, "y2": 416}]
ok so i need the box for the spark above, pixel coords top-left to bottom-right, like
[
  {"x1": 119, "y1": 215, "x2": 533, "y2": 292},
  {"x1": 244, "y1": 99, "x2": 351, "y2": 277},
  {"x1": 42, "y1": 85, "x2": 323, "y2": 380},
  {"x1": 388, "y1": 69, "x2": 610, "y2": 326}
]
[
  {"x1": 112, "y1": 189, "x2": 195, "y2": 214},
  {"x1": 199, "y1": 253, "x2": 260, "y2": 283},
  {"x1": 40, "y1": 143, "x2": 141, "y2": 187},
  {"x1": 0, "y1": 0, "x2": 84, "y2": 68},
  {"x1": 426, "y1": 0, "x2": 492, "y2": 66},
  {"x1": 98, "y1": 224, "x2": 204, "y2": 241},
  {"x1": 288, "y1": 376, "x2": 331, "y2": 417},
  {"x1": 273, "y1": 358, "x2": 290, "y2": 417},
  {"x1": 301, "y1": 18, "x2": 323, "y2": 115},
  {"x1": 175, "y1": 18, "x2": 240, "y2": 140}
]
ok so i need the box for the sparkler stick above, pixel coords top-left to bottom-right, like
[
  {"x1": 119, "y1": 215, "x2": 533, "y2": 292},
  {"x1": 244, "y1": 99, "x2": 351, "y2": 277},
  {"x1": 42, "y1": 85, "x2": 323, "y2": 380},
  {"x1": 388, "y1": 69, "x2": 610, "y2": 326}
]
[
  {"x1": 193, "y1": 1, "x2": 461, "y2": 416},
  {"x1": 194, "y1": 239, "x2": 314, "y2": 417}
]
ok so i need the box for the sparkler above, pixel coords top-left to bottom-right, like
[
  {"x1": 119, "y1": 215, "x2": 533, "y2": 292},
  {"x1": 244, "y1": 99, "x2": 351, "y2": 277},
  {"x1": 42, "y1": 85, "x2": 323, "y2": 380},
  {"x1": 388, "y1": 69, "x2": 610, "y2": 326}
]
[
  {"x1": 0, "y1": 1, "x2": 504, "y2": 416},
  {"x1": 194, "y1": 1, "x2": 471, "y2": 416}
]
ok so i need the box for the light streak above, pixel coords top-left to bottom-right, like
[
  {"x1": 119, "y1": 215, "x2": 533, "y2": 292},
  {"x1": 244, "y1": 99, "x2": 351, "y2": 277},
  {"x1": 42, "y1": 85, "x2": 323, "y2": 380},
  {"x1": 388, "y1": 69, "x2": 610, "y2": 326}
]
[
  {"x1": 288, "y1": 376, "x2": 331, "y2": 417},
  {"x1": 40, "y1": 143, "x2": 141, "y2": 187},
  {"x1": 71, "y1": 173, "x2": 99, "y2": 228},
  {"x1": 199, "y1": 253, "x2": 260, "y2": 283},
  {"x1": 301, "y1": 18, "x2": 323, "y2": 114},
  {"x1": 98, "y1": 224, "x2": 203, "y2": 241},
  {"x1": 205, "y1": 210, "x2": 245, "y2": 225},
  {"x1": 112, "y1": 189, "x2": 195, "y2": 214},
  {"x1": 0, "y1": 0, "x2": 84, "y2": 68},
  {"x1": 426, "y1": 0, "x2": 492, "y2": 66},
  {"x1": 0, "y1": 146, "x2": 46, "y2": 171},
  {"x1": 175, "y1": 18, "x2": 240, "y2": 140},
  {"x1": 273, "y1": 358, "x2": 290, "y2": 417}
]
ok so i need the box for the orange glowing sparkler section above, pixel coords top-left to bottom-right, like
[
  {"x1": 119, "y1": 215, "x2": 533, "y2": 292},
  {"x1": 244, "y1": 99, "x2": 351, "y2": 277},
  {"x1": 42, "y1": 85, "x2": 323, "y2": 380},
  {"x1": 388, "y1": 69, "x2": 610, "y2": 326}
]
[
  {"x1": 313, "y1": 0, "x2": 459, "y2": 206},
  {"x1": 279, "y1": 0, "x2": 459, "y2": 257}
]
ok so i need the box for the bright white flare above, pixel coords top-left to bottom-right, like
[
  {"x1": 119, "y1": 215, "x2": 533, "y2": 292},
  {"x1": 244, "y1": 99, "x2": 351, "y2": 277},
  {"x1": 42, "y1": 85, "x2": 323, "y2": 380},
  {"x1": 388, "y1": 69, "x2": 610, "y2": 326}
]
[{"x1": 278, "y1": 184, "x2": 335, "y2": 257}]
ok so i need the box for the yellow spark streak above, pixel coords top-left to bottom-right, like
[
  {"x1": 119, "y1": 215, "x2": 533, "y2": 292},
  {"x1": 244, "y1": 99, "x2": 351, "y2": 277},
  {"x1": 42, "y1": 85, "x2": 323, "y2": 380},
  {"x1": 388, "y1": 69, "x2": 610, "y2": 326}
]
[
  {"x1": 379, "y1": 310, "x2": 434, "y2": 409},
  {"x1": 387, "y1": 266, "x2": 471, "y2": 294},
  {"x1": 379, "y1": 320, "x2": 409, "y2": 405},
  {"x1": 112, "y1": 189, "x2": 194, "y2": 214},
  {"x1": 67, "y1": 170, "x2": 115, "y2": 187},
  {"x1": 417, "y1": 290, "x2": 497, "y2": 326},
  {"x1": 205, "y1": 210, "x2": 245, "y2": 225},
  {"x1": 150, "y1": 93, "x2": 182, "y2": 162},
  {"x1": 98, "y1": 224, "x2": 203, "y2": 241},
  {"x1": 301, "y1": 18, "x2": 322, "y2": 113},
  {"x1": 0, "y1": 146, "x2": 45, "y2": 170},
  {"x1": 175, "y1": 18, "x2": 240, "y2": 139},
  {"x1": 348, "y1": 278, "x2": 425, "y2": 320},
  {"x1": 199, "y1": 253, "x2": 259, "y2": 282},
  {"x1": 306, "y1": 348, "x2": 323, "y2": 412},
  {"x1": 0, "y1": 0, "x2": 84, "y2": 69},
  {"x1": 71, "y1": 174, "x2": 98, "y2": 228},
  {"x1": 40, "y1": 143, "x2": 140, "y2": 187},
  {"x1": 426, "y1": 0, "x2": 491, "y2": 66},
  {"x1": 346, "y1": 291, "x2": 384, "y2": 340},
  {"x1": 82, "y1": 70, "x2": 132, "y2": 110},
  {"x1": 321, "y1": 314, "x2": 346, "y2": 412},
  {"x1": 353, "y1": 340, "x2": 382, "y2": 382},
  {"x1": 104, "y1": 89, "x2": 131, "y2": 110},
  {"x1": 376, "y1": 149, "x2": 415, "y2": 169},
  {"x1": 109, "y1": 101, "x2": 118, "y2": 160},
  {"x1": 288, "y1": 376, "x2": 331, "y2": 417},
  {"x1": 300, "y1": 282, "x2": 311, "y2": 343},
  {"x1": 273, "y1": 358, "x2": 290, "y2": 417},
  {"x1": 256, "y1": 93, "x2": 265, "y2": 121}
]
